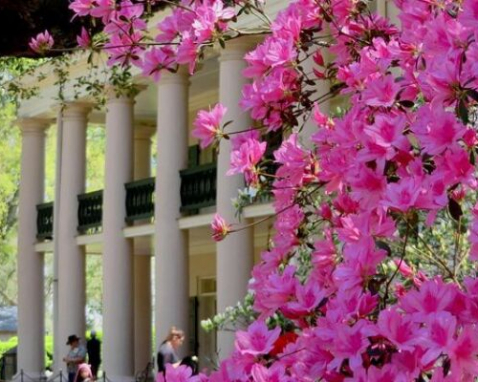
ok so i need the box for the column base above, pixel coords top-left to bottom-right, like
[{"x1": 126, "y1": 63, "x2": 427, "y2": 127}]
[{"x1": 12, "y1": 371, "x2": 48, "y2": 382}]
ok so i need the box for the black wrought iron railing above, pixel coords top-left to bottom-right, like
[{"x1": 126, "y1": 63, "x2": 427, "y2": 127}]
[
  {"x1": 125, "y1": 177, "x2": 155, "y2": 223},
  {"x1": 77, "y1": 190, "x2": 103, "y2": 233},
  {"x1": 36, "y1": 202, "x2": 54, "y2": 240},
  {"x1": 180, "y1": 162, "x2": 217, "y2": 212}
]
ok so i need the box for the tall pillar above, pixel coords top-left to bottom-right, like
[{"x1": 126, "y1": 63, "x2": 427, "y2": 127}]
[
  {"x1": 376, "y1": 0, "x2": 386, "y2": 16},
  {"x1": 57, "y1": 103, "x2": 90, "y2": 362},
  {"x1": 386, "y1": 0, "x2": 400, "y2": 25},
  {"x1": 155, "y1": 69, "x2": 190, "y2": 357},
  {"x1": 16, "y1": 118, "x2": 49, "y2": 376},
  {"x1": 133, "y1": 123, "x2": 155, "y2": 372},
  {"x1": 103, "y1": 91, "x2": 135, "y2": 381},
  {"x1": 217, "y1": 38, "x2": 255, "y2": 358}
]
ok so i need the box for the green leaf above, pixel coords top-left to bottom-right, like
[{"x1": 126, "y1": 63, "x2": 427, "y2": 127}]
[
  {"x1": 448, "y1": 198, "x2": 463, "y2": 221},
  {"x1": 376, "y1": 240, "x2": 392, "y2": 257},
  {"x1": 456, "y1": 99, "x2": 469, "y2": 125}
]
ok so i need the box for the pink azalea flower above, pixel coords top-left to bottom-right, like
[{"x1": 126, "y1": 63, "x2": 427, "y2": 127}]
[
  {"x1": 90, "y1": 0, "x2": 115, "y2": 22},
  {"x1": 411, "y1": 102, "x2": 465, "y2": 155},
  {"x1": 447, "y1": 326, "x2": 478, "y2": 378},
  {"x1": 459, "y1": 0, "x2": 478, "y2": 29},
  {"x1": 192, "y1": 103, "x2": 227, "y2": 149},
  {"x1": 382, "y1": 175, "x2": 423, "y2": 212},
  {"x1": 369, "y1": 308, "x2": 420, "y2": 351},
  {"x1": 252, "y1": 265, "x2": 298, "y2": 317},
  {"x1": 211, "y1": 213, "x2": 231, "y2": 242},
  {"x1": 105, "y1": 31, "x2": 144, "y2": 67},
  {"x1": 69, "y1": 0, "x2": 96, "y2": 17},
  {"x1": 366, "y1": 364, "x2": 408, "y2": 382},
  {"x1": 230, "y1": 130, "x2": 261, "y2": 151},
  {"x1": 176, "y1": 34, "x2": 198, "y2": 75},
  {"x1": 141, "y1": 47, "x2": 176, "y2": 82},
  {"x1": 328, "y1": 320, "x2": 370, "y2": 371},
  {"x1": 285, "y1": 280, "x2": 326, "y2": 316},
  {"x1": 156, "y1": 364, "x2": 201, "y2": 382},
  {"x1": 250, "y1": 364, "x2": 286, "y2": 382},
  {"x1": 192, "y1": 0, "x2": 235, "y2": 43},
  {"x1": 29, "y1": 30, "x2": 54, "y2": 54},
  {"x1": 400, "y1": 278, "x2": 458, "y2": 321},
  {"x1": 362, "y1": 75, "x2": 400, "y2": 107},
  {"x1": 77, "y1": 27, "x2": 91, "y2": 49},
  {"x1": 227, "y1": 137, "x2": 267, "y2": 185},
  {"x1": 364, "y1": 112, "x2": 409, "y2": 152},
  {"x1": 235, "y1": 320, "x2": 281, "y2": 356},
  {"x1": 421, "y1": 312, "x2": 457, "y2": 365},
  {"x1": 392, "y1": 258, "x2": 414, "y2": 278}
]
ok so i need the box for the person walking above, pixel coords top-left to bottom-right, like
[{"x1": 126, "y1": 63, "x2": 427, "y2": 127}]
[
  {"x1": 63, "y1": 335, "x2": 86, "y2": 382},
  {"x1": 86, "y1": 330, "x2": 101, "y2": 379}
]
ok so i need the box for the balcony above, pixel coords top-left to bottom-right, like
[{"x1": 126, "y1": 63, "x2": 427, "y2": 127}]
[
  {"x1": 77, "y1": 190, "x2": 103, "y2": 234},
  {"x1": 35, "y1": 165, "x2": 218, "y2": 239},
  {"x1": 125, "y1": 177, "x2": 155, "y2": 223},
  {"x1": 35, "y1": 142, "x2": 224, "y2": 240},
  {"x1": 34, "y1": 137, "x2": 285, "y2": 240},
  {"x1": 179, "y1": 163, "x2": 217, "y2": 213}
]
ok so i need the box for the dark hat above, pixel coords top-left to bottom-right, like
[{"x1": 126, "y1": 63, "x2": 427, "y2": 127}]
[{"x1": 66, "y1": 334, "x2": 80, "y2": 345}]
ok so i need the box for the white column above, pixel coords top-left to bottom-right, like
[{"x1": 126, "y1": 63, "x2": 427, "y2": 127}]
[
  {"x1": 103, "y1": 91, "x2": 135, "y2": 381},
  {"x1": 155, "y1": 69, "x2": 190, "y2": 357},
  {"x1": 217, "y1": 38, "x2": 255, "y2": 358},
  {"x1": 53, "y1": 110, "x2": 62, "y2": 373},
  {"x1": 377, "y1": 0, "x2": 386, "y2": 16},
  {"x1": 133, "y1": 124, "x2": 154, "y2": 372},
  {"x1": 57, "y1": 104, "x2": 90, "y2": 361},
  {"x1": 16, "y1": 118, "x2": 49, "y2": 376},
  {"x1": 386, "y1": 0, "x2": 400, "y2": 25}
]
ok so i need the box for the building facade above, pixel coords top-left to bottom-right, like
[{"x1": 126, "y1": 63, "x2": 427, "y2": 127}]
[{"x1": 14, "y1": 1, "x2": 398, "y2": 380}]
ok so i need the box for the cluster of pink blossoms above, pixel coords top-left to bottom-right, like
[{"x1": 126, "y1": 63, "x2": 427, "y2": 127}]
[
  {"x1": 67, "y1": 0, "x2": 237, "y2": 76},
  {"x1": 63, "y1": 0, "x2": 478, "y2": 380}
]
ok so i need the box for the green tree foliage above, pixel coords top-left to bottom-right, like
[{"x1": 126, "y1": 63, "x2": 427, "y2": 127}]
[{"x1": 0, "y1": 103, "x2": 20, "y2": 306}]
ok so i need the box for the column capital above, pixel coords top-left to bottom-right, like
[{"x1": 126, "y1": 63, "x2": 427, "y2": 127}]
[
  {"x1": 17, "y1": 117, "x2": 51, "y2": 135},
  {"x1": 62, "y1": 102, "x2": 93, "y2": 120},
  {"x1": 134, "y1": 123, "x2": 156, "y2": 140},
  {"x1": 158, "y1": 67, "x2": 189, "y2": 86},
  {"x1": 218, "y1": 36, "x2": 260, "y2": 62},
  {"x1": 105, "y1": 84, "x2": 146, "y2": 104}
]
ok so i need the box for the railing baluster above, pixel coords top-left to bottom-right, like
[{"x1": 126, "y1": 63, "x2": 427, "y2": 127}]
[
  {"x1": 124, "y1": 177, "x2": 156, "y2": 223},
  {"x1": 77, "y1": 190, "x2": 103, "y2": 233},
  {"x1": 179, "y1": 162, "x2": 217, "y2": 213},
  {"x1": 36, "y1": 202, "x2": 54, "y2": 240}
]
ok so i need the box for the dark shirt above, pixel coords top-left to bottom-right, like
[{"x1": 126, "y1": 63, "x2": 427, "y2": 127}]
[
  {"x1": 86, "y1": 338, "x2": 101, "y2": 364},
  {"x1": 157, "y1": 342, "x2": 179, "y2": 372}
]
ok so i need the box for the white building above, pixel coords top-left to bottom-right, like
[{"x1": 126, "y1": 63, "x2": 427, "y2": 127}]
[{"x1": 14, "y1": 1, "x2": 397, "y2": 380}]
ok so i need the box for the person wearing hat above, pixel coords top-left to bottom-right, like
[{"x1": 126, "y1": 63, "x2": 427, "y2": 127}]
[
  {"x1": 86, "y1": 330, "x2": 101, "y2": 379},
  {"x1": 63, "y1": 335, "x2": 87, "y2": 382}
]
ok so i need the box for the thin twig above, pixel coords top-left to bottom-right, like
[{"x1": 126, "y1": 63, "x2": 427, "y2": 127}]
[
  {"x1": 405, "y1": 220, "x2": 456, "y2": 281},
  {"x1": 383, "y1": 222, "x2": 409, "y2": 306}
]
